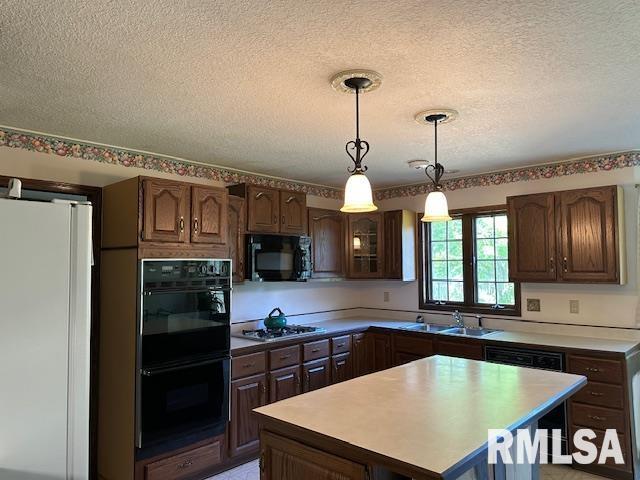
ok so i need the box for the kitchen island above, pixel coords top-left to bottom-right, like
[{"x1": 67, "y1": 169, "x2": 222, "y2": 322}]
[{"x1": 254, "y1": 355, "x2": 586, "y2": 480}]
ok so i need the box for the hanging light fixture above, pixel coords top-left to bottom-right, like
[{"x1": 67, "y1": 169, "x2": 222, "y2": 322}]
[
  {"x1": 415, "y1": 109, "x2": 457, "y2": 222},
  {"x1": 331, "y1": 71, "x2": 382, "y2": 213}
]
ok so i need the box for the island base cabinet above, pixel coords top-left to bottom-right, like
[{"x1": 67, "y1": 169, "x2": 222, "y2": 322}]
[{"x1": 260, "y1": 432, "x2": 368, "y2": 480}]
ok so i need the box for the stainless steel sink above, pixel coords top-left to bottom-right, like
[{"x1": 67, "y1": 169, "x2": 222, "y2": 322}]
[
  {"x1": 441, "y1": 327, "x2": 498, "y2": 337},
  {"x1": 401, "y1": 323, "x2": 454, "y2": 333}
]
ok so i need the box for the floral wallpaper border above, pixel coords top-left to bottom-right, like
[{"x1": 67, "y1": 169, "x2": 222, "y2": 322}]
[
  {"x1": 375, "y1": 151, "x2": 640, "y2": 200},
  {"x1": 1, "y1": 126, "x2": 638, "y2": 200},
  {"x1": 0, "y1": 127, "x2": 343, "y2": 199}
]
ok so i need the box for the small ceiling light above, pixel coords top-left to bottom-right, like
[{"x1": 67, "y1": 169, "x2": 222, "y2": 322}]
[
  {"x1": 418, "y1": 111, "x2": 456, "y2": 222},
  {"x1": 332, "y1": 71, "x2": 381, "y2": 213}
]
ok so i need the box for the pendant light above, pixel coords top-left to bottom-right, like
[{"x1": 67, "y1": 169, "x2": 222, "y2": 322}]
[
  {"x1": 334, "y1": 74, "x2": 379, "y2": 213},
  {"x1": 418, "y1": 112, "x2": 454, "y2": 222}
]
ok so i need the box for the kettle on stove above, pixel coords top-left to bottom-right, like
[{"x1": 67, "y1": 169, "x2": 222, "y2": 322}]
[{"x1": 264, "y1": 307, "x2": 287, "y2": 329}]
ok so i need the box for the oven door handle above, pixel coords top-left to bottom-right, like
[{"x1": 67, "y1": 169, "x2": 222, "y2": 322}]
[
  {"x1": 141, "y1": 357, "x2": 229, "y2": 376},
  {"x1": 144, "y1": 286, "x2": 231, "y2": 295}
]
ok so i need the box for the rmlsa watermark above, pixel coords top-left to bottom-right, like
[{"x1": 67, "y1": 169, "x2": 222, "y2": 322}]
[{"x1": 488, "y1": 428, "x2": 624, "y2": 465}]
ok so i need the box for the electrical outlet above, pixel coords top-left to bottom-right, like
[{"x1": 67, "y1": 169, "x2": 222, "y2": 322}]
[
  {"x1": 526, "y1": 298, "x2": 541, "y2": 312},
  {"x1": 383, "y1": 291, "x2": 390, "y2": 303},
  {"x1": 569, "y1": 300, "x2": 579, "y2": 314}
]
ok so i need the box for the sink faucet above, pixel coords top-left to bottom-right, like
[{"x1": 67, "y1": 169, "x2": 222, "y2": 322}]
[
  {"x1": 476, "y1": 315, "x2": 484, "y2": 329},
  {"x1": 452, "y1": 310, "x2": 464, "y2": 328},
  {"x1": 415, "y1": 315, "x2": 425, "y2": 324}
]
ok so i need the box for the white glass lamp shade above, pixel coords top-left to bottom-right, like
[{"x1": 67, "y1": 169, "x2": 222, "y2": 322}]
[
  {"x1": 340, "y1": 172, "x2": 378, "y2": 213},
  {"x1": 421, "y1": 190, "x2": 452, "y2": 222}
]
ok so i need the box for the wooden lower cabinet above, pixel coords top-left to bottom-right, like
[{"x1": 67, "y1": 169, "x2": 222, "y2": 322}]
[
  {"x1": 143, "y1": 437, "x2": 223, "y2": 480},
  {"x1": 260, "y1": 431, "x2": 368, "y2": 480},
  {"x1": 393, "y1": 334, "x2": 434, "y2": 366},
  {"x1": 269, "y1": 365, "x2": 301, "y2": 402},
  {"x1": 302, "y1": 358, "x2": 331, "y2": 393},
  {"x1": 331, "y1": 353, "x2": 353, "y2": 384},
  {"x1": 229, "y1": 373, "x2": 267, "y2": 458},
  {"x1": 370, "y1": 333, "x2": 392, "y2": 371},
  {"x1": 352, "y1": 333, "x2": 371, "y2": 377},
  {"x1": 435, "y1": 338, "x2": 483, "y2": 360}
]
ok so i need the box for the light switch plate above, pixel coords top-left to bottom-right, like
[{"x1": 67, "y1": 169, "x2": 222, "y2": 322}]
[
  {"x1": 526, "y1": 298, "x2": 541, "y2": 312},
  {"x1": 569, "y1": 300, "x2": 579, "y2": 314},
  {"x1": 383, "y1": 291, "x2": 390, "y2": 303}
]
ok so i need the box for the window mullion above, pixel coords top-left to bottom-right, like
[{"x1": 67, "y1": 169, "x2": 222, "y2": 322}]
[{"x1": 461, "y1": 214, "x2": 474, "y2": 307}]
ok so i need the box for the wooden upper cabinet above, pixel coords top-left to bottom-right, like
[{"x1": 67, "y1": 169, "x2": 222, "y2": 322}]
[
  {"x1": 227, "y1": 196, "x2": 246, "y2": 283},
  {"x1": 142, "y1": 179, "x2": 190, "y2": 243},
  {"x1": 347, "y1": 212, "x2": 384, "y2": 278},
  {"x1": 247, "y1": 185, "x2": 280, "y2": 233},
  {"x1": 308, "y1": 208, "x2": 345, "y2": 278},
  {"x1": 558, "y1": 186, "x2": 618, "y2": 282},
  {"x1": 191, "y1": 186, "x2": 228, "y2": 244},
  {"x1": 383, "y1": 210, "x2": 416, "y2": 281},
  {"x1": 507, "y1": 192, "x2": 557, "y2": 281},
  {"x1": 508, "y1": 186, "x2": 622, "y2": 284},
  {"x1": 280, "y1": 191, "x2": 307, "y2": 234}
]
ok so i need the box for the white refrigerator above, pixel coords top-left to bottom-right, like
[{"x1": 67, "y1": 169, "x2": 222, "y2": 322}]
[{"x1": 0, "y1": 198, "x2": 91, "y2": 480}]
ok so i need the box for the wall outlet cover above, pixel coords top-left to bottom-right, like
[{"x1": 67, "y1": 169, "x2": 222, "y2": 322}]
[
  {"x1": 569, "y1": 300, "x2": 579, "y2": 314},
  {"x1": 383, "y1": 291, "x2": 390, "y2": 303},
  {"x1": 526, "y1": 298, "x2": 541, "y2": 312}
]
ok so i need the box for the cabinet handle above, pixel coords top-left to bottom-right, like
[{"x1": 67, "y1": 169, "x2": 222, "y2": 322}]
[
  {"x1": 588, "y1": 414, "x2": 606, "y2": 422},
  {"x1": 311, "y1": 348, "x2": 321, "y2": 353},
  {"x1": 273, "y1": 214, "x2": 277, "y2": 224},
  {"x1": 589, "y1": 391, "x2": 604, "y2": 397},
  {"x1": 336, "y1": 343, "x2": 346, "y2": 348},
  {"x1": 279, "y1": 354, "x2": 291, "y2": 360},
  {"x1": 282, "y1": 215, "x2": 285, "y2": 224},
  {"x1": 179, "y1": 216, "x2": 185, "y2": 233},
  {"x1": 586, "y1": 367, "x2": 601, "y2": 373},
  {"x1": 177, "y1": 459, "x2": 193, "y2": 469},
  {"x1": 285, "y1": 196, "x2": 295, "y2": 204},
  {"x1": 193, "y1": 217, "x2": 199, "y2": 234},
  {"x1": 563, "y1": 257, "x2": 568, "y2": 272},
  {"x1": 261, "y1": 383, "x2": 267, "y2": 395},
  {"x1": 549, "y1": 257, "x2": 554, "y2": 271},
  {"x1": 242, "y1": 362, "x2": 255, "y2": 368},
  {"x1": 255, "y1": 192, "x2": 264, "y2": 199}
]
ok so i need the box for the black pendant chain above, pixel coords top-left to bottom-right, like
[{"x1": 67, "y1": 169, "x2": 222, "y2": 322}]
[
  {"x1": 424, "y1": 113, "x2": 447, "y2": 189},
  {"x1": 344, "y1": 78, "x2": 371, "y2": 174}
]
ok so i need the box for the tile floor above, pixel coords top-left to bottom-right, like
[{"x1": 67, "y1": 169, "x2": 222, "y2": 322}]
[{"x1": 207, "y1": 461, "x2": 607, "y2": 479}]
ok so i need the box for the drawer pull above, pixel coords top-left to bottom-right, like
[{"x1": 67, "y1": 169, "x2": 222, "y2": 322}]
[
  {"x1": 242, "y1": 362, "x2": 256, "y2": 368},
  {"x1": 586, "y1": 367, "x2": 602, "y2": 373},
  {"x1": 588, "y1": 414, "x2": 606, "y2": 421},
  {"x1": 336, "y1": 343, "x2": 346, "y2": 348},
  {"x1": 589, "y1": 391, "x2": 604, "y2": 397},
  {"x1": 280, "y1": 354, "x2": 291, "y2": 360},
  {"x1": 311, "y1": 348, "x2": 321, "y2": 353},
  {"x1": 177, "y1": 459, "x2": 193, "y2": 469}
]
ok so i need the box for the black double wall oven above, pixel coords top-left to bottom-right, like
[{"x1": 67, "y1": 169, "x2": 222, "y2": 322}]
[{"x1": 136, "y1": 259, "x2": 231, "y2": 456}]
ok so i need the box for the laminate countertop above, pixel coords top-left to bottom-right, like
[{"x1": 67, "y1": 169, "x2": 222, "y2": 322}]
[
  {"x1": 254, "y1": 355, "x2": 586, "y2": 478},
  {"x1": 230, "y1": 316, "x2": 640, "y2": 356}
]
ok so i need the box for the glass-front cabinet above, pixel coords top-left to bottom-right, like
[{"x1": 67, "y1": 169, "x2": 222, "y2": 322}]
[{"x1": 347, "y1": 213, "x2": 384, "y2": 278}]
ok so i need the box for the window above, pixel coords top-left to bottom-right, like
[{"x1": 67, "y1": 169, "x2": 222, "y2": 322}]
[{"x1": 418, "y1": 207, "x2": 521, "y2": 316}]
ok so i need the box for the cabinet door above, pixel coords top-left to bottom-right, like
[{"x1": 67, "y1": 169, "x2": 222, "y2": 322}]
[
  {"x1": 436, "y1": 338, "x2": 483, "y2": 360},
  {"x1": 352, "y1": 333, "x2": 371, "y2": 377},
  {"x1": 347, "y1": 213, "x2": 384, "y2": 278},
  {"x1": 280, "y1": 191, "x2": 307, "y2": 234},
  {"x1": 507, "y1": 193, "x2": 557, "y2": 281},
  {"x1": 142, "y1": 179, "x2": 190, "y2": 243},
  {"x1": 247, "y1": 186, "x2": 280, "y2": 233},
  {"x1": 558, "y1": 186, "x2": 618, "y2": 283},
  {"x1": 260, "y1": 432, "x2": 367, "y2": 480},
  {"x1": 227, "y1": 196, "x2": 246, "y2": 283},
  {"x1": 269, "y1": 365, "x2": 301, "y2": 403},
  {"x1": 383, "y1": 210, "x2": 402, "y2": 279},
  {"x1": 371, "y1": 333, "x2": 392, "y2": 372},
  {"x1": 302, "y1": 358, "x2": 331, "y2": 393},
  {"x1": 229, "y1": 373, "x2": 267, "y2": 458},
  {"x1": 331, "y1": 353, "x2": 353, "y2": 384},
  {"x1": 308, "y1": 208, "x2": 345, "y2": 278},
  {"x1": 191, "y1": 186, "x2": 228, "y2": 244}
]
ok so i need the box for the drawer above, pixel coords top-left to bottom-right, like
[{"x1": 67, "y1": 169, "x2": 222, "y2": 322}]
[
  {"x1": 572, "y1": 381, "x2": 624, "y2": 409},
  {"x1": 570, "y1": 426, "x2": 630, "y2": 472},
  {"x1": 269, "y1": 344, "x2": 300, "y2": 370},
  {"x1": 567, "y1": 355, "x2": 624, "y2": 385},
  {"x1": 303, "y1": 339, "x2": 330, "y2": 361},
  {"x1": 394, "y1": 334, "x2": 434, "y2": 357},
  {"x1": 145, "y1": 438, "x2": 222, "y2": 480},
  {"x1": 231, "y1": 351, "x2": 266, "y2": 380},
  {"x1": 331, "y1": 335, "x2": 352, "y2": 355},
  {"x1": 571, "y1": 403, "x2": 626, "y2": 433}
]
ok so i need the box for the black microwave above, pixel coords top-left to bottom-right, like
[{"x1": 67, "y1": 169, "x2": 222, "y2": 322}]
[{"x1": 246, "y1": 234, "x2": 311, "y2": 281}]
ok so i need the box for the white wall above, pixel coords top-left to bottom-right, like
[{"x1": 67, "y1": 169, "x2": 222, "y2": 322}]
[{"x1": 368, "y1": 168, "x2": 640, "y2": 329}]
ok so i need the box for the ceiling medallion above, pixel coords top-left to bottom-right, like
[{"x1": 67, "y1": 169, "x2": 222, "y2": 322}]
[
  {"x1": 414, "y1": 108, "x2": 458, "y2": 125},
  {"x1": 330, "y1": 70, "x2": 383, "y2": 95}
]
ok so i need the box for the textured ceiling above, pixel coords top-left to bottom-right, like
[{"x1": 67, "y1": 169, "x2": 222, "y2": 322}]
[{"x1": 1, "y1": 1, "x2": 639, "y2": 188}]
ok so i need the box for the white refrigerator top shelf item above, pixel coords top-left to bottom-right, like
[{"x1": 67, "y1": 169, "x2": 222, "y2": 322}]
[{"x1": 0, "y1": 198, "x2": 92, "y2": 480}]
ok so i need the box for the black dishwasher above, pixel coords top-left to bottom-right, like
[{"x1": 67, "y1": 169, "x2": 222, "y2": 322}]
[{"x1": 485, "y1": 345, "x2": 568, "y2": 458}]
